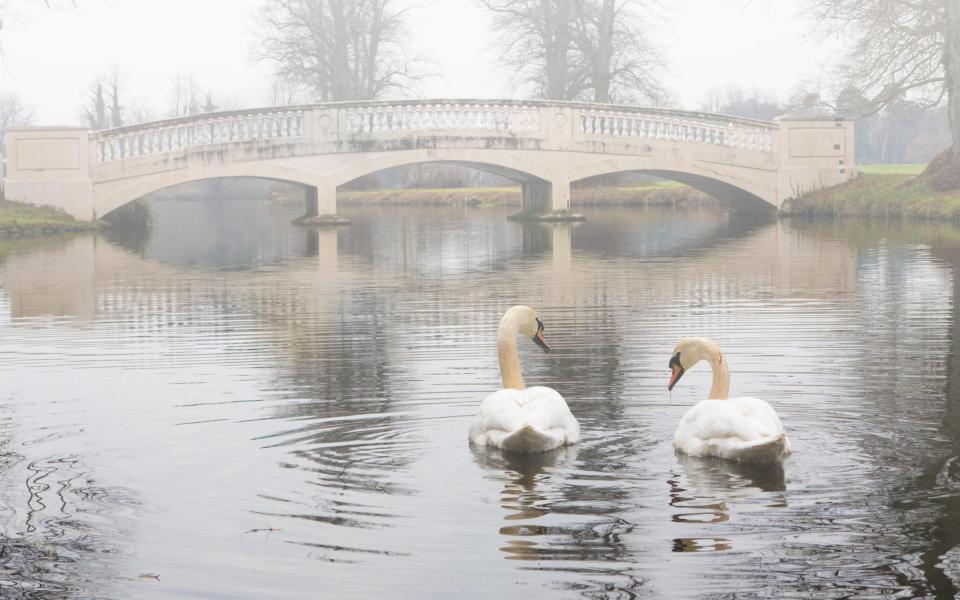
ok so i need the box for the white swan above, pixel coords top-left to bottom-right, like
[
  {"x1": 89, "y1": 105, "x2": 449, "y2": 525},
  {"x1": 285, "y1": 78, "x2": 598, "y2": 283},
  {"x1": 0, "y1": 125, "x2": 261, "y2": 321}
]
[
  {"x1": 469, "y1": 305, "x2": 581, "y2": 453},
  {"x1": 667, "y1": 337, "x2": 790, "y2": 463}
]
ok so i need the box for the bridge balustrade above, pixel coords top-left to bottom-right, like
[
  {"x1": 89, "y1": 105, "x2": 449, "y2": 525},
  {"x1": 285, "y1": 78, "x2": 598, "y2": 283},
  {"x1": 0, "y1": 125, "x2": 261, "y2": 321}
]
[
  {"x1": 578, "y1": 108, "x2": 775, "y2": 152},
  {"x1": 88, "y1": 101, "x2": 780, "y2": 167},
  {"x1": 92, "y1": 109, "x2": 306, "y2": 163},
  {"x1": 343, "y1": 102, "x2": 541, "y2": 134}
]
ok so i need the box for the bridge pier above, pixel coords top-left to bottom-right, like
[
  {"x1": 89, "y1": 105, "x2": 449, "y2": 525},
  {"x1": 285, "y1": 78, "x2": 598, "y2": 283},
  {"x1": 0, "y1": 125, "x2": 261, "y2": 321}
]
[
  {"x1": 292, "y1": 184, "x2": 350, "y2": 226},
  {"x1": 509, "y1": 178, "x2": 584, "y2": 222}
]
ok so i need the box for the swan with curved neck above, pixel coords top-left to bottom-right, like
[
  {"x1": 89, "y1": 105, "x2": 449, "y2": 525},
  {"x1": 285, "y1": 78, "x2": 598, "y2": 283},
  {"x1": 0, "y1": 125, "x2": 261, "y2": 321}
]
[
  {"x1": 668, "y1": 337, "x2": 790, "y2": 462},
  {"x1": 469, "y1": 306, "x2": 580, "y2": 453}
]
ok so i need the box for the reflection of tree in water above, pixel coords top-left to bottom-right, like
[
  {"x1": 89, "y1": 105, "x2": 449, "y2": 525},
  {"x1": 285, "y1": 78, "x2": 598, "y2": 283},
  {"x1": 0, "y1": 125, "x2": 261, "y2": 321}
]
[
  {"x1": 102, "y1": 199, "x2": 154, "y2": 256},
  {"x1": 255, "y1": 287, "x2": 413, "y2": 513},
  {"x1": 337, "y1": 207, "x2": 523, "y2": 278},
  {"x1": 909, "y1": 242, "x2": 960, "y2": 597},
  {"x1": 0, "y1": 410, "x2": 137, "y2": 596},
  {"x1": 571, "y1": 209, "x2": 773, "y2": 259},
  {"x1": 107, "y1": 184, "x2": 311, "y2": 268}
]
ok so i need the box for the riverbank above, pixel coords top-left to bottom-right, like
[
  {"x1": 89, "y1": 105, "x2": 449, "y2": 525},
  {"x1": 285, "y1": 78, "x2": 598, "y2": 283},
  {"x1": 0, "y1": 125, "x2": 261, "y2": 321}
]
[
  {"x1": 337, "y1": 183, "x2": 716, "y2": 208},
  {"x1": 0, "y1": 198, "x2": 103, "y2": 236},
  {"x1": 783, "y1": 152, "x2": 960, "y2": 220}
]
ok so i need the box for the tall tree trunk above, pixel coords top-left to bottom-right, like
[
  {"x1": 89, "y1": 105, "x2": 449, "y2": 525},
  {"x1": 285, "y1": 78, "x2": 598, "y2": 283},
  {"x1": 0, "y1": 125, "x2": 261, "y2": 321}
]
[
  {"x1": 592, "y1": 0, "x2": 615, "y2": 103},
  {"x1": 544, "y1": 0, "x2": 570, "y2": 100},
  {"x1": 329, "y1": 0, "x2": 352, "y2": 101},
  {"x1": 110, "y1": 81, "x2": 122, "y2": 128},
  {"x1": 948, "y1": 0, "x2": 960, "y2": 165}
]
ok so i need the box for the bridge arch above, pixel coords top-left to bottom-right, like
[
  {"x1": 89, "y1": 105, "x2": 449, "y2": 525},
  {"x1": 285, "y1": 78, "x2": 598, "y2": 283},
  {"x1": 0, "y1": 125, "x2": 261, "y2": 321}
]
[
  {"x1": 96, "y1": 161, "x2": 326, "y2": 218},
  {"x1": 562, "y1": 155, "x2": 777, "y2": 212}
]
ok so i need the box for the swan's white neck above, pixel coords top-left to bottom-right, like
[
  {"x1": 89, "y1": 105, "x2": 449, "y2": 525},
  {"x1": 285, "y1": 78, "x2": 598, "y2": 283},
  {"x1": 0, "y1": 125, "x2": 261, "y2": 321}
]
[
  {"x1": 705, "y1": 348, "x2": 730, "y2": 400},
  {"x1": 498, "y1": 314, "x2": 525, "y2": 390}
]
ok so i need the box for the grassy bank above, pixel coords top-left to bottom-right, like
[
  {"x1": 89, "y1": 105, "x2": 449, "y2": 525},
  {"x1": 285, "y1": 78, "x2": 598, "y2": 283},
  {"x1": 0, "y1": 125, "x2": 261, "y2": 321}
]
[
  {"x1": 857, "y1": 164, "x2": 926, "y2": 175},
  {"x1": 572, "y1": 183, "x2": 714, "y2": 207},
  {"x1": 0, "y1": 198, "x2": 103, "y2": 236},
  {"x1": 337, "y1": 182, "x2": 714, "y2": 208},
  {"x1": 338, "y1": 186, "x2": 520, "y2": 206},
  {"x1": 783, "y1": 156, "x2": 960, "y2": 220}
]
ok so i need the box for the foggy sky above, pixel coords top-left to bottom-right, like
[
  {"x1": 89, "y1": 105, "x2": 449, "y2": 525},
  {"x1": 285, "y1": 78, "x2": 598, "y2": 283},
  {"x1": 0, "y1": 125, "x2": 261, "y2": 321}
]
[{"x1": 0, "y1": 0, "x2": 837, "y2": 124}]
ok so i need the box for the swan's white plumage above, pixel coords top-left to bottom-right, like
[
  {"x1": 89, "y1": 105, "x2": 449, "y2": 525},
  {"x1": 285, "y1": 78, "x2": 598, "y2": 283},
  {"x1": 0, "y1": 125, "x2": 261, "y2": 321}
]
[
  {"x1": 674, "y1": 396, "x2": 790, "y2": 462},
  {"x1": 470, "y1": 386, "x2": 580, "y2": 453},
  {"x1": 668, "y1": 337, "x2": 790, "y2": 463},
  {"x1": 469, "y1": 305, "x2": 580, "y2": 453}
]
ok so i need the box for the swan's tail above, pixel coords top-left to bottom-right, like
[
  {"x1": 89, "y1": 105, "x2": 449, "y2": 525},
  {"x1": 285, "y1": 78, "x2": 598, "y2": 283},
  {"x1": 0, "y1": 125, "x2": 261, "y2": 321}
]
[
  {"x1": 729, "y1": 433, "x2": 790, "y2": 463},
  {"x1": 499, "y1": 424, "x2": 564, "y2": 454}
]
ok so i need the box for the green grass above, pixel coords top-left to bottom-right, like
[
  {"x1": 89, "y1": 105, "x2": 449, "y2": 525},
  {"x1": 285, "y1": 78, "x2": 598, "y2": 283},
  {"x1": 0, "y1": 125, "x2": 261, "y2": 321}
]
[
  {"x1": 858, "y1": 164, "x2": 926, "y2": 175},
  {"x1": 338, "y1": 186, "x2": 521, "y2": 206},
  {"x1": 337, "y1": 181, "x2": 696, "y2": 208},
  {"x1": 783, "y1": 172, "x2": 960, "y2": 220},
  {"x1": 0, "y1": 198, "x2": 103, "y2": 235}
]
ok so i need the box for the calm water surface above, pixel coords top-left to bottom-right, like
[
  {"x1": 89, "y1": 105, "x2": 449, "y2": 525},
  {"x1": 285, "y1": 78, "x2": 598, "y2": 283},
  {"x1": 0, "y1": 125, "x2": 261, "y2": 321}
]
[{"x1": 2, "y1": 197, "x2": 960, "y2": 598}]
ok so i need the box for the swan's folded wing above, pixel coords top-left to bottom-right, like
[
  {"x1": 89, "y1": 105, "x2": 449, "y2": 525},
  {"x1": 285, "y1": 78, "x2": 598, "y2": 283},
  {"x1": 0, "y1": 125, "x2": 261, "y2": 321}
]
[
  {"x1": 469, "y1": 387, "x2": 581, "y2": 449},
  {"x1": 469, "y1": 389, "x2": 528, "y2": 445},
  {"x1": 680, "y1": 398, "x2": 782, "y2": 443},
  {"x1": 675, "y1": 397, "x2": 789, "y2": 461},
  {"x1": 522, "y1": 386, "x2": 581, "y2": 444}
]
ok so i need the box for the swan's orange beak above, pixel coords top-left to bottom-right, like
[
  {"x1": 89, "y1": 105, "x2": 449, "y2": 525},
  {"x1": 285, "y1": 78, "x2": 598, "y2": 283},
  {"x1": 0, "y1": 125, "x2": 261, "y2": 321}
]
[
  {"x1": 668, "y1": 365, "x2": 683, "y2": 391},
  {"x1": 533, "y1": 330, "x2": 550, "y2": 353},
  {"x1": 667, "y1": 353, "x2": 685, "y2": 391}
]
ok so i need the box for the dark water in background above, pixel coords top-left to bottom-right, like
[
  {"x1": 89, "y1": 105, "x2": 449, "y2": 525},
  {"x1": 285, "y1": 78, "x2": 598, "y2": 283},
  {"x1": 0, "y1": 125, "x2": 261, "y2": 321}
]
[{"x1": 1, "y1": 196, "x2": 960, "y2": 598}]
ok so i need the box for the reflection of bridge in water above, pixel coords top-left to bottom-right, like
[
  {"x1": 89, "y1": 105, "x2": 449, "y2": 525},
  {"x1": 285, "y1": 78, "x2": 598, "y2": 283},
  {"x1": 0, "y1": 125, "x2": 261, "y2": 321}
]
[
  {"x1": 0, "y1": 214, "x2": 857, "y2": 322},
  {"x1": 3, "y1": 99, "x2": 854, "y2": 222}
]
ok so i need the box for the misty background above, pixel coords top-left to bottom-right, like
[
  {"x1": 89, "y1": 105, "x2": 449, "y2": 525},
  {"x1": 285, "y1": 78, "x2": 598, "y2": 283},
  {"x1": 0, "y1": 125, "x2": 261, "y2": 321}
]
[{"x1": 0, "y1": 0, "x2": 952, "y2": 166}]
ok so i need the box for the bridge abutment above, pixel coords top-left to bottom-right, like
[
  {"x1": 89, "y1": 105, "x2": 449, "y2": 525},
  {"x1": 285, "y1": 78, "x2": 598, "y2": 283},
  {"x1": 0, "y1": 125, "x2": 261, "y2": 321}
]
[
  {"x1": 775, "y1": 114, "x2": 856, "y2": 205},
  {"x1": 2, "y1": 127, "x2": 95, "y2": 220}
]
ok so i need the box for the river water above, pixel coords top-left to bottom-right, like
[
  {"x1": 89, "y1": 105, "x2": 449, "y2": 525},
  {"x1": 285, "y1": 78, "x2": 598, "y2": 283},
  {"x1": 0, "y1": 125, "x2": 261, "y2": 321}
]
[{"x1": 1, "y1": 197, "x2": 960, "y2": 598}]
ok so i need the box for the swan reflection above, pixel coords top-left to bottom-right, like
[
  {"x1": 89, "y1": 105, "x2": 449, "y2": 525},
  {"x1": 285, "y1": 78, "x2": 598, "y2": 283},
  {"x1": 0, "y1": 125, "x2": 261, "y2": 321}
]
[
  {"x1": 669, "y1": 455, "x2": 786, "y2": 552},
  {"x1": 471, "y1": 444, "x2": 577, "y2": 559}
]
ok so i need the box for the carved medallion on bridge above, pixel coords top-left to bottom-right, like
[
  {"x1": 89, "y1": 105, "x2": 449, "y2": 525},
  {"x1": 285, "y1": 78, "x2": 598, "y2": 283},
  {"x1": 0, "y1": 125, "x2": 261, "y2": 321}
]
[
  {"x1": 553, "y1": 112, "x2": 567, "y2": 128},
  {"x1": 318, "y1": 114, "x2": 332, "y2": 133}
]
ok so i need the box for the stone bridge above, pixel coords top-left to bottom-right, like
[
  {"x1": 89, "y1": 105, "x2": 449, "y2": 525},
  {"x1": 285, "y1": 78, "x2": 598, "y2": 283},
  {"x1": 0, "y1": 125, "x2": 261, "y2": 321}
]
[{"x1": 2, "y1": 99, "x2": 854, "y2": 222}]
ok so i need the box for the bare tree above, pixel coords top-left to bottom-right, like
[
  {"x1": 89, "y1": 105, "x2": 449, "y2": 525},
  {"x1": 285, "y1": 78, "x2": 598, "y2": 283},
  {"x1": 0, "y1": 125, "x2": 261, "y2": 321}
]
[
  {"x1": 480, "y1": 0, "x2": 664, "y2": 103},
  {"x1": 257, "y1": 0, "x2": 426, "y2": 102},
  {"x1": 481, "y1": 0, "x2": 577, "y2": 99},
  {"x1": 169, "y1": 74, "x2": 201, "y2": 117},
  {"x1": 700, "y1": 86, "x2": 782, "y2": 120},
  {"x1": 809, "y1": 0, "x2": 959, "y2": 166},
  {"x1": 0, "y1": 0, "x2": 75, "y2": 35},
  {"x1": 949, "y1": 0, "x2": 960, "y2": 164},
  {"x1": 78, "y1": 68, "x2": 125, "y2": 130},
  {"x1": 106, "y1": 67, "x2": 124, "y2": 127},
  {"x1": 570, "y1": 0, "x2": 663, "y2": 103},
  {"x1": 126, "y1": 98, "x2": 155, "y2": 125},
  {"x1": 80, "y1": 81, "x2": 108, "y2": 130},
  {"x1": 270, "y1": 77, "x2": 307, "y2": 106},
  {"x1": 0, "y1": 91, "x2": 33, "y2": 157}
]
